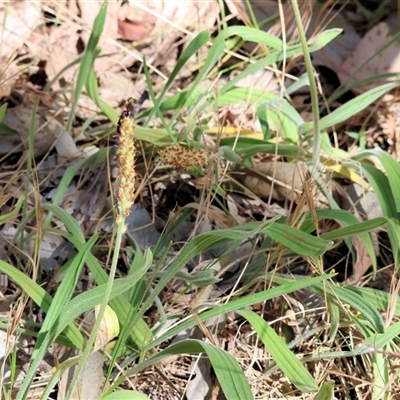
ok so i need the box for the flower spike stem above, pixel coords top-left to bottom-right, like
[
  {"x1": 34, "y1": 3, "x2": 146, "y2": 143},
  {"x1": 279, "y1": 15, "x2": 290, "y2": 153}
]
[{"x1": 68, "y1": 97, "x2": 140, "y2": 395}]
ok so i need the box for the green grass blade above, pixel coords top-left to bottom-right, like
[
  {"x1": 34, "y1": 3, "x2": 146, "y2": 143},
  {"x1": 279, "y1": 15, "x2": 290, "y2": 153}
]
[
  {"x1": 144, "y1": 30, "x2": 210, "y2": 126},
  {"x1": 107, "y1": 273, "x2": 334, "y2": 394},
  {"x1": 302, "y1": 82, "x2": 400, "y2": 134},
  {"x1": 66, "y1": 1, "x2": 107, "y2": 131},
  {"x1": 0, "y1": 260, "x2": 84, "y2": 349},
  {"x1": 348, "y1": 286, "x2": 400, "y2": 316},
  {"x1": 238, "y1": 309, "x2": 318, "y2": 392},
  {"x1": 316, "y1": 284, "x2": 384, "y2": 333},
  {"x1": 268, "y1": 223, "x2": 332, "y2": 256},
  {"x1": 16, "y1": 235, "x2": 98, "y2": 400},
  {"x1": 320, "y1": 217, "x2": 386, "y2": 240},
  {"x1": 314, "y1": 381, "x2": 334, "y2": 400},
  {"x1": 86, "y1": 67, "x2": 118, "y2": 124},
  {"x1": 113, "y1": 339, "x2": 254, "y2": 400},
  {"x1": 270, "y1": 276, "x2": 385, "y2": 333},
  {"x1": 65, "y1": 234, "x2": 154, "y2": 348},
  {"x1": 33, "y1": 251, "x2": 152, "y2": 400},
  {"x1": 147, "y1": 274, "x2": 334, "y2": 351},
  {"x1": 354, "y1": 148, "x2": 400, "y2": 214},
  {"x1": 0, "y1": 196, "x2": 25, "y2": 223},
  {"x1": 44, "y1": 148, "x2": 108, "y2": 227},
  {"x1": 102, "y1": 392, "x2": 150, "y2": 400}
]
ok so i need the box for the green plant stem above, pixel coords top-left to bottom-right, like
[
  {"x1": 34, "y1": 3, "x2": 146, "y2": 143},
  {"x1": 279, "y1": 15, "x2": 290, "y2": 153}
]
[
  {"x1": 289, "y1": 0, "x2": 320, "y2": 169},
  {"x1": 66, "y1": 223, "x2": 124, "y2": 398}
]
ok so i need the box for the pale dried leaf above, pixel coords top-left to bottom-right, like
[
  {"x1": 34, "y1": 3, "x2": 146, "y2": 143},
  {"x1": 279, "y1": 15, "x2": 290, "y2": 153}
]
[
  {"x1": 58, "y1": 350, "x2": 104, "y2": 400},
  {"x1": 0, "y1": 2, "x2": 43, "y2": 96},
  {"x1": 338, "y1": 21, "x2": 400, "y2": 94},
  {"x1": 53, "y1": 121, "x2": 82, "y2": 160},
  {"x1": 39, "y1": 232, "x2": 66, "y2": 259},
  {"x1": 1, "y1": 106, "x2": 58, "y2": 157},
  {"x1": 186, "y1": 358, "x2": 212, "y2": 400},
  {"x1": 243, "y1": 161, "x2": 307, "y2": 202},
  {"x1": 44, "y1": 24, "x2": 81, "y2": 86}
]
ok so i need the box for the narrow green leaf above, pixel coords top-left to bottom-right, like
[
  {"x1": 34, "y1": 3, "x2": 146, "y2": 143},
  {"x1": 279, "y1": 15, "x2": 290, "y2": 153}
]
[
  {"x1": 316, "y1": 284, "x2": 385, "y2": 333},
  {"x1": 147, "y1": 274, "x2": 334, "y2": 351},
  {"x1": 144, "y1": 30, "x2": 210, "y2": 126},
  {"x1": 0, "y1": 196, "x2": 25, "y2": 223},
  {"x1": 320, "y1": 217, "x2": 386, "y2": 241},
  {"x1": 268, "y1": 223, "x2": 332, "y2": 256},
  {"x1": 0, "y1": 102, "x2": 7, "y2": 120},
  {"x1": 102, "y1": 392, "x2": 150, "y2": 400},
  {"x1": 314, "y1": 381, "x2": 334, "y2": 400},
  {"x1": 44, "y1": 148, "x2": 108, "y2": 227},
  {"x1": 86, "y1": 68, "x2": 118, "y2": 124},
  {"x1": 109, "y1": 340, "x2": 254, "y2": 400},
  {"x1": 220, "y1": 137, "x2": 306, "y2": 159},
  {"x1": 43, "y1": 204, "x2": 85, "y2": 242},
  {"x1": 66, "y1": 2, "x2": 107, "y2": 130},
  {"x1": 354, "y1": 148, "x2": 400, "y2": 214},
  {"x1": 270, "y1": 276, "x2": 385, "y2": 333},
  {"x1": 238, "y1": 309, "x2": 318, "y2": 392},
  {"x1": 302, "y1": 82, "x2": 399, "y2": 134},
  {"x1": 16, "y1": 235, "x2": 98, "y2": 400},
  {"x1": 348, "y1": 286, "x2": 400, "y2": 317}
]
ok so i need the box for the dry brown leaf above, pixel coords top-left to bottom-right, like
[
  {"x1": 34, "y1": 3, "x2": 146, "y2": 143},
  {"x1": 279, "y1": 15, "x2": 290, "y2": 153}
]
[
  {"x1": 0, "y1": 1, "x2": 42, "y2": 96},
  {"x1": 346, "y1": 235, "x2": 372, "y2": 285},
  {"x1": 79, "y1": 0, "x2": 120, "y2": 72},
  {"x1": 1, "y1": 106, "x2": 58, "y2": 157},
  {"x1": 121, "y1": 0, "x2": 219, "y2": 73},
  {"x1": 57, "y1": 351, "x2": 104, "y2": 400},
  {"x1": 338, "y1": 21, "x2": 400, "y2": 94},
  {"x1": 43, "y1": 24, "x2": 81, "y2": 87},
  {"x1": 243, "y1": 161, "x2": 307, "y2": 202},
  {"x1": 186, "y1": 358, "x2": 212, "y2": 400}
]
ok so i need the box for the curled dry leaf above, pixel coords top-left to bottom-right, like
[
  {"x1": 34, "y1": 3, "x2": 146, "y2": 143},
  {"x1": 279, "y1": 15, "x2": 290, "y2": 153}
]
[
  {"x1": 243, "y1": 161, "x2": 307, "y2": 202},
  {"x1": 345, "y1": 235, "x2": 372, "y2": 285}
]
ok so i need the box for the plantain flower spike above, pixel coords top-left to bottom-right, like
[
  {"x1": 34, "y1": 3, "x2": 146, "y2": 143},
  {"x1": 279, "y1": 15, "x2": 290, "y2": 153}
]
[{"x1": 116, "y1": 97, "x2": 137, "y2": 228}]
